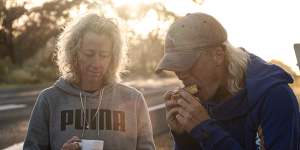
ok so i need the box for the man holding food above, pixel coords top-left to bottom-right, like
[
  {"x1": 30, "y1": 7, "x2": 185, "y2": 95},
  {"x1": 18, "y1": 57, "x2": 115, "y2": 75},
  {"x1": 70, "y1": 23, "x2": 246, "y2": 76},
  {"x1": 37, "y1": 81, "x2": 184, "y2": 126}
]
[{"x1": 156, "y1": 12, "x2": 300, "y2": 149}]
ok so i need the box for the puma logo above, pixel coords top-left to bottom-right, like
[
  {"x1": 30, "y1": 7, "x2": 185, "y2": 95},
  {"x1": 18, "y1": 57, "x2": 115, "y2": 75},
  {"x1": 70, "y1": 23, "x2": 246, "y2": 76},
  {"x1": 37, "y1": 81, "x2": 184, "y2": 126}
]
[{"x1": 61, "y1": 109, "x2": 125, "y2": 132}]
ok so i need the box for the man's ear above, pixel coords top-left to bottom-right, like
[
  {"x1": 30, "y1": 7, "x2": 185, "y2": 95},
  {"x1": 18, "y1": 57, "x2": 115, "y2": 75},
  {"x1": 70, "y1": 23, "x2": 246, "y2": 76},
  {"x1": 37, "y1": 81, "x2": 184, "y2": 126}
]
[{"x1": 213, "y1": 46, "x2": 225, "y2": 66}]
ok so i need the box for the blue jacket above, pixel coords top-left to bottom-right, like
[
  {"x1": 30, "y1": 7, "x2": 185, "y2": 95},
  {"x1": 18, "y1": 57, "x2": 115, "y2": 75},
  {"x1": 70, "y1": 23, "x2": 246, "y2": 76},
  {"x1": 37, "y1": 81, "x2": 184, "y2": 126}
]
[{"x1": 172, "y1": 54, "x2": 300, "y2": 150}]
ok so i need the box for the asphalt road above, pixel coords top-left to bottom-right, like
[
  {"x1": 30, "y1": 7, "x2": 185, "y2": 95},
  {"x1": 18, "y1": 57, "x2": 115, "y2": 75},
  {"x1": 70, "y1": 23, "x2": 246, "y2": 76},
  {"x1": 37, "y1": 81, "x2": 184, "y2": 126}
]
[{"x1": 0, "y1": 79, "x2": 180, "y2": 149}]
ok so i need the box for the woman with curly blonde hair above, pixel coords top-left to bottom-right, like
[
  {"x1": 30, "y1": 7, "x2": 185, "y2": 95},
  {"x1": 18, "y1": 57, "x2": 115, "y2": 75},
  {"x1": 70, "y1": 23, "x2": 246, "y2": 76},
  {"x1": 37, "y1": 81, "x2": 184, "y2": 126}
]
[{"x1": 24, "y1": 13, "x2": 155, "y2": 150}]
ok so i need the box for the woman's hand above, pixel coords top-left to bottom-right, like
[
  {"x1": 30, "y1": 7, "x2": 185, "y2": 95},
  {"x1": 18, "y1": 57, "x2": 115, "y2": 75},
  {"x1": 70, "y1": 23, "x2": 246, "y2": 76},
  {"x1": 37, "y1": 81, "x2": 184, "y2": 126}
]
[{"x1": 61, "y1": 136, "x2": 81, "y2": 150}]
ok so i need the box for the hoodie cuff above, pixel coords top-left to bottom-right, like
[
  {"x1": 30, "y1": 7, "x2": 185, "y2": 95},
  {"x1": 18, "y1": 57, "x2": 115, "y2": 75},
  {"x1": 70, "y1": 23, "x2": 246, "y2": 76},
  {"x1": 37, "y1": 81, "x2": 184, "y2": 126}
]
[
  {"x1": 190, "y1": 119, "x2": 230, "y2": 149},
  {"x1": 172, "y1": 130, "x2": 191, "y2": 144},
  {"x1": 171, "y1": 130, "x2": 201, "y2": 150}
]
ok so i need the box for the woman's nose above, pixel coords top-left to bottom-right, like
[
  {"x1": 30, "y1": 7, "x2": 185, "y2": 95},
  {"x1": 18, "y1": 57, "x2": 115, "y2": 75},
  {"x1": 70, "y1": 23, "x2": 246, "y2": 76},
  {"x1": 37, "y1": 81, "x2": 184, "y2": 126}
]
[{"x1": 91, "y1": 55, "x2": 104, "y2": 66}]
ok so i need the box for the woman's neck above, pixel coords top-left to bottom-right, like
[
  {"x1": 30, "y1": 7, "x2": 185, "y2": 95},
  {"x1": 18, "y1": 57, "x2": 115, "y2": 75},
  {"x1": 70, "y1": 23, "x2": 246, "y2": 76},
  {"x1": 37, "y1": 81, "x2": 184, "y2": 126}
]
[{"x1": 80, "y1": 81, "x2": 103, "y2": 92}]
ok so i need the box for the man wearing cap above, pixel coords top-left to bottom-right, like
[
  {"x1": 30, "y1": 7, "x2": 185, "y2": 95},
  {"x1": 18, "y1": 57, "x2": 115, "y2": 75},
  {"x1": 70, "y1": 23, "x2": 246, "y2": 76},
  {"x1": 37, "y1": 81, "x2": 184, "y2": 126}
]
[{"x1": 156, "y1": 12, "x2": 300, "y2": 149}]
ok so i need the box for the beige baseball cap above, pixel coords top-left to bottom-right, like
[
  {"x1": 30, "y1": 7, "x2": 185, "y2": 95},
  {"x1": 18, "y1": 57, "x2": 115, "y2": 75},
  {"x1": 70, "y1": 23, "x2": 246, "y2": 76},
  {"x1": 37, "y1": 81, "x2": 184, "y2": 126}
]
[{"x1": 156, "y1": 12, "x2": 227, "y2": 73}]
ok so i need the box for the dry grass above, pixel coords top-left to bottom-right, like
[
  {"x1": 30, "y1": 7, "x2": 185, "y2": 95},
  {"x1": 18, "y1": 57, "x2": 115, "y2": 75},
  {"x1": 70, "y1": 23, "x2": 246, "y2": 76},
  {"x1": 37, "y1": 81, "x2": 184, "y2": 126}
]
[
  {"x1": 271, "y1": 60, "x2": 300, "y2": 105},
  {"x1": 289, "y1": 75, "x2": 300, "y2": 105}
]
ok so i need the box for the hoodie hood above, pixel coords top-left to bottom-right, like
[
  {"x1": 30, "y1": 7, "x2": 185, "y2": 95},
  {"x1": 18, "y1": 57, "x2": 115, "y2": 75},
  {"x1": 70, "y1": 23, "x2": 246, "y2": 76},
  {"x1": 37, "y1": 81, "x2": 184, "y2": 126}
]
[
  {"x1": 54, "y1": 77, "x2": 113, "y2": 98},
  {"x1": 245, "y1": 54, "x2": 293, "y2": 105},
  {"x1": 209, "y1": 53, "x2": 293, "y2": 120}
]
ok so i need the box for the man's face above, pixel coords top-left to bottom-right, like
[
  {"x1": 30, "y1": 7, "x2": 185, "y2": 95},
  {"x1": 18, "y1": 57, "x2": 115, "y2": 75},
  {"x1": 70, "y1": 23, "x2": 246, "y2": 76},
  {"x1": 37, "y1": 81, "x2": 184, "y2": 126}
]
[
  {"x1": 77, "y1": 32, "x2": 112, "y2": 87},
  {"x1": 175, "y1": 47, "x2": 226, "y2": 101}
]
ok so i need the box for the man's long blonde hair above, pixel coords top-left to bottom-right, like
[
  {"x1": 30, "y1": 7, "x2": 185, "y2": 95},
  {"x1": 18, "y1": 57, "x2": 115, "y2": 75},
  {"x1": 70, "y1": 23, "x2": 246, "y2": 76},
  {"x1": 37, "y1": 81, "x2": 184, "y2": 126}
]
[
  {"x1": 55, "y1": 13, "x2": 127, "y2": 85},
  {"x1": 223, "y1": 41, "x2": 250, "y2": 94}
]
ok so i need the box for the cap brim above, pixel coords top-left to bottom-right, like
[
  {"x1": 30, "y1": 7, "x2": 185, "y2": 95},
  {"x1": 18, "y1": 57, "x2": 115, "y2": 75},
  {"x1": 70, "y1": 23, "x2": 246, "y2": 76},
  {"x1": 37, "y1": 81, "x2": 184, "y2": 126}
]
[{"x1": 155, "y1": 52, "x2": 199, "y2": 73}]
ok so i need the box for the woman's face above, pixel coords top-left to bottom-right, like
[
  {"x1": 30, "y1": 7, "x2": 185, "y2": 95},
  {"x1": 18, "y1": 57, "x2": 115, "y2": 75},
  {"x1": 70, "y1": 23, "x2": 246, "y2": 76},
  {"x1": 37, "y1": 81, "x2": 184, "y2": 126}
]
[{"x1": 77, "y1": 32, "x2": 112, "y2": 89}]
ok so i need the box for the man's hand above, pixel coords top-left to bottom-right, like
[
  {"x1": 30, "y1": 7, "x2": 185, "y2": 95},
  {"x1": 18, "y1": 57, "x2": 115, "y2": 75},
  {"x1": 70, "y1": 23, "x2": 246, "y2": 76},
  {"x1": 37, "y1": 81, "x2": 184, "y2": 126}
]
[
  {"x1": 175, "y1": 89, "x2": 210, "y2": 132},
  {"x1": 61, "y1": 136, "x2": 81, "y2": 150},
  {"x1": 164, "y1": 91, "x2": 185, "y2": 134}
]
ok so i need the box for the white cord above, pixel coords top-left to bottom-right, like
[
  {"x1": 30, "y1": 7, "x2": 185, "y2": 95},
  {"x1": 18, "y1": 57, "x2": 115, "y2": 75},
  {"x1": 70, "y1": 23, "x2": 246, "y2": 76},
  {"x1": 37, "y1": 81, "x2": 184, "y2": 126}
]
[
  {"x1": 79, "y1": 92, "x2": 87, "y2": 137},
  {"x1": 79, "y1": 87, "x2": 105, "y2": 137},
  {"x1": 97, "y1": 88, "x2": 104, "y2": 136}
]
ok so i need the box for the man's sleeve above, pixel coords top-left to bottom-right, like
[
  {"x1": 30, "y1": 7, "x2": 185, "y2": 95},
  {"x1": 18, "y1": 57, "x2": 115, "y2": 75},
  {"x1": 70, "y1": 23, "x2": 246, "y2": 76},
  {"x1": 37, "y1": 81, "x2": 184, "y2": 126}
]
[
  {"x1": 136, "y1": 93, "x2": 156, "y2": 150},
  {"x1": 173, "y1": 84, "x2": 300, "y2": 150},
  {"x1": 172, "y1": 131, "x2": 202, "y2": 150},
  {"x1": 173, "y1": 119, "x2": 243, "y2": 150},
  {"x1": 23, "y1": 92, "x2": 51, "y2": 150},
  {"x1": 260, "y1": 85, "x2": 300, "y2": 150}
]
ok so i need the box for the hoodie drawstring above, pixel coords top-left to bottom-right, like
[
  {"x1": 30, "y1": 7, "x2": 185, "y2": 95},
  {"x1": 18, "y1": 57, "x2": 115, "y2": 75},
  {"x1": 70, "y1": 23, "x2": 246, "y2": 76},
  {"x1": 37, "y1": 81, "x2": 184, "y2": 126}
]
[{"x1": 79, "y1": 87, "x2": 105, "y2": 137}]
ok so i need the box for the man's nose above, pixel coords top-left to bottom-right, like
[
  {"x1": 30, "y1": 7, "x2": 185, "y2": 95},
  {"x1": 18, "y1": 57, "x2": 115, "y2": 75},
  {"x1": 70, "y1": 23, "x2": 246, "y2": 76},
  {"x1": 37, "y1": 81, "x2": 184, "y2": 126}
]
[{"x1": 176, "y1": 72, "x2": 196, "y2": 86}]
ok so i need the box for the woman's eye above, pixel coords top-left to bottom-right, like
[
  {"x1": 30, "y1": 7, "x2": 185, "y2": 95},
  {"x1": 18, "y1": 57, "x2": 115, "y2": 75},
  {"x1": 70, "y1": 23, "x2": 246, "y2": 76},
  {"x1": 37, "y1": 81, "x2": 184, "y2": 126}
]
[
  {"x1": 83, "y1": 52, "x2": 93, "y2": 57},
  {"x1": 100, "y1": 53, "x2": 111, "y2": 58}
]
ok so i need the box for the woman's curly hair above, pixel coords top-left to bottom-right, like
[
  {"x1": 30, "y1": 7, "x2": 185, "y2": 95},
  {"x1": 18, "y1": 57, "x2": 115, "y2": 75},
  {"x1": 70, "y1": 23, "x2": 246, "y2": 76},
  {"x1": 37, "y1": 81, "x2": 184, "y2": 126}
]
[{"x1": 55, "y1": 13, "x2": 127, "y2": 85}]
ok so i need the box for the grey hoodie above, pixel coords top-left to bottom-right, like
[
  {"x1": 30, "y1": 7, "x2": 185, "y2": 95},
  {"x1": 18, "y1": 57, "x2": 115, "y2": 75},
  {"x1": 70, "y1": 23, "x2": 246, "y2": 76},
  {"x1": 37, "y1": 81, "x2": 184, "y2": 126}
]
[{"x1": 23, "y1": 78, "x2": 155, "y2": 150}]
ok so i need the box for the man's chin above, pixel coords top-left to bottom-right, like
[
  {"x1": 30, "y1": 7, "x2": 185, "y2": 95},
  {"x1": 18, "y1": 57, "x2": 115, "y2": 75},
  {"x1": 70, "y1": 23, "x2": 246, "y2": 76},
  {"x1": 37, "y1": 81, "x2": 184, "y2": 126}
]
[{"x1": 194, "y1": 93, "x2": 206, "y2": 102}]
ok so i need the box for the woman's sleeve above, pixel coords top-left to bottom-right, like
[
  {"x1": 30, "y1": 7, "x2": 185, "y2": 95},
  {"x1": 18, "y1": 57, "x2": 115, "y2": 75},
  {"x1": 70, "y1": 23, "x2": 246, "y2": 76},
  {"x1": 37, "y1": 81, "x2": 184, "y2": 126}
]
[
  {"x1": 23, "y1": 92, "x2": 51, "y2": 150},
  {"x1": 136, "y1": 93, "x2": 156, "y2": 150}
]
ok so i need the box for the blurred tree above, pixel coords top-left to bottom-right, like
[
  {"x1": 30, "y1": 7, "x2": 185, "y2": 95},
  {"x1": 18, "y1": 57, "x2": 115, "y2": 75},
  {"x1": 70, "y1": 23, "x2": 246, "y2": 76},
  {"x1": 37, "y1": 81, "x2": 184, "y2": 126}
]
[
  {"x1": 0, "y1": 0, "x2": 84, "y2": 64},
  {"x1": 114, "y1": 2, "x2": 179, "y2": 77},
  {"x1": 0, "y1": 0, "x2": 27, "y2": 64},
  {"x1": 86, "y1": 1, "x2": 180, "y2": 77},
  {"x1": 128, "y1": 30, "x2": 164, "y2": 76},
  {"x1": 0, "y1": 0, "x2": 203, "y2": 84}
]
